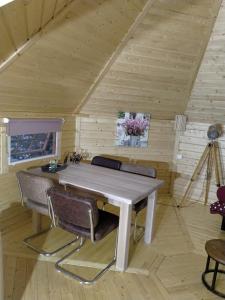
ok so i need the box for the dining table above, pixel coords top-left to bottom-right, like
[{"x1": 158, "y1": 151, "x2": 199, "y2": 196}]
[{"x1": 28, "y1": 162, "x2": 163, "y2": 272}]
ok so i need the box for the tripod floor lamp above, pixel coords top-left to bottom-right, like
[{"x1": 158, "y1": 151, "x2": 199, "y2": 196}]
[{"x1": 179, "y1": 124, "x2": 224, "y2": 207}]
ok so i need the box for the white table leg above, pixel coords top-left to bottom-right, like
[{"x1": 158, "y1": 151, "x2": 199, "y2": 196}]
[
  {"x1": 144, "y1": 191, "x2": 157, "y2": 244},
  {"x1": 115, "y1": 202, "x2": 132, "y2": 271}
]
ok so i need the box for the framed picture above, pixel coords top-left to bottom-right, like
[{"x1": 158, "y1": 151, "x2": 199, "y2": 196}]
[{"x1": 116, "y1": 112, "x2": 150, "y2": 147}]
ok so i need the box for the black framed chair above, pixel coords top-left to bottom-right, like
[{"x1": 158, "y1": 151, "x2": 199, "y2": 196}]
[
  {"x1": 120, "y1": 162, "x2": 157, "y2": 242},
  {"x1": 16, "y1": 171, "x2": 77, "y2": 256},
  {"x1": 91, "y1": 156, "x2": 121, "y2": 170},
  {"x1": 47, "y1": 186, "x2": 119, "y2": 285}
]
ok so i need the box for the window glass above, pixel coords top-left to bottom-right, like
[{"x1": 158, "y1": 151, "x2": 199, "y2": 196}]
[
  {"x1": 9, "y1": 132, "x2": 57, "y2": 164},
  {"x1": 0, "y1": 1, "x2": 14, "y2": 7}
]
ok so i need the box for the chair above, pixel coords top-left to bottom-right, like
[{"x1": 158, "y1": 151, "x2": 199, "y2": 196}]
[
  {"x1": 202, "y1": 239, "x2": 225, "y2": 298},
  {"x1": 16, "y1": 170, "x2": 77, "y2": 256},
  {"x1": 210, "y1": 186, "x2": 225, "y2": 230},
  {"x1": 91, "y1": 156, "x2": 121, "y2": 170},
  {"x1": 47, "y1": 186, "x2": 119, "y2": 285},
  {"x1": 120, "y1": 162, "x2": 157, "y2": 242}
]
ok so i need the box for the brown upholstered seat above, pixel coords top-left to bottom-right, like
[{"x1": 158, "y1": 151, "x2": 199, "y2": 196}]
[
  {"x1": 16, "y1": 171, "x2": 77, "y2": 256},
  {"x1": 47, "y1": 186, "x2": 119, "y2": 285}
]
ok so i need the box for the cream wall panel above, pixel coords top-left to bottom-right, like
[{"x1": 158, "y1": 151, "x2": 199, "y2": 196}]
[{"x1": 81, "y1": 0, "x2": 221, "y2": 120}]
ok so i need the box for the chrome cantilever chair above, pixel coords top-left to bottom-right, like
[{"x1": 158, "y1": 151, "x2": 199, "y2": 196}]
[
  {"x1": 16, "y1": 170, "x2": 77, "y2": 256},
  {"x1": 120, "y1": 162, "x2": 157, "y2": 242},
  {"x1": 47, "y1": 186, "x2": 119, "y2": 285},
  {"x1": 91, "y1": 156, "x2": 121, "y2": 170}
]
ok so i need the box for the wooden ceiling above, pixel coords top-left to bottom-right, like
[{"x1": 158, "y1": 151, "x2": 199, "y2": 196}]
[
  {"x1": 0, "y1": 0, "x2": 149, "y2": 114},
  {"x1": 0, "y1": 0, "x2": 74, "y2": 64},
  {"x1": 0, "y1": 0, "x2": 223, "y2": 119},
  {"x1": 80, "y1": 0, "x2": 222, "y2": 119}
]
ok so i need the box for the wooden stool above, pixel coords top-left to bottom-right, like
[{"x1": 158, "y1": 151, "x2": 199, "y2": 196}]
[{"x1": 202, "y1": 239, "x2": 225, "y2": 298}]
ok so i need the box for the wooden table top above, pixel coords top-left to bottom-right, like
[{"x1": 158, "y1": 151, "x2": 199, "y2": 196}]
[{"x1": 58, "y1": 163, "x2": 164, "y2": 204}]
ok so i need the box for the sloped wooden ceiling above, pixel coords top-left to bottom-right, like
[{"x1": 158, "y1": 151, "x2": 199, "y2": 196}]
[
  {"x1": 0, "y1": 0, "x2": 149, "y2": 114},
  {"x1": 80, "y1": 0, "x2": 222, "y2": 120},
  {"x1": 0, "y1": 0, "x2": 74, "y2": 64}
]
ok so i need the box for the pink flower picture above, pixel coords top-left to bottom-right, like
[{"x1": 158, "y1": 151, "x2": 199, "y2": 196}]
[{"x1": 116, "y1": 112, "x2": 150, "y2": 147}]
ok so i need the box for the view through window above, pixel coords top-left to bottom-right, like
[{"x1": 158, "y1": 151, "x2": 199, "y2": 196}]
[{"x1": 9, "y1": 132, "x2": 57, "y2": 164}]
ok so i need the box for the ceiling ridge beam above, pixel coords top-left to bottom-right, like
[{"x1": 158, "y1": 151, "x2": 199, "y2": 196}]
[{"x1": 73, "y1": 0, "x2": 156, "y2": 115}]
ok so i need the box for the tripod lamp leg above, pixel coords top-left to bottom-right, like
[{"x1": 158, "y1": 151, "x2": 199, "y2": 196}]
[
  {"x1": 179, "y1": 144, "x2": 210, "y2": 207},
  {"x1": 204, "y1": 146, "x2": 214, "y2": 205}
]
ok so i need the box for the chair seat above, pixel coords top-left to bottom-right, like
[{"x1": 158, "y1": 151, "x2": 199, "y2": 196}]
[
  {"x1": 205, "y1": 239, "x2": 225, "y2": 265},
  {"x1": 133, "y1": 198, "x2": 148, "y2": 214},
  {"x1": 59, "y1": 210, "x2": 119, "y2": 241}
]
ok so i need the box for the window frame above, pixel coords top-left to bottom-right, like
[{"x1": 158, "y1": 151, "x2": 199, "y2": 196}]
[{"x1": 7, "y1": 131, "x2": 61, "y2": 166}]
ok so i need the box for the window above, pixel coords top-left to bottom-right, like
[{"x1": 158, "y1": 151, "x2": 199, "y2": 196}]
[
  {"x1": 6, "y1": 118, "x2": 63, "y2": 165},
  {"x1": 0, "y1": 1, "x2": 15, "y2": 7}
]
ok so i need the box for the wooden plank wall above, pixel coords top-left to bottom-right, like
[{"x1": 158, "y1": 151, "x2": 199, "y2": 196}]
[
  {"x1": 80, "y1": 0, "x2": 221, "y2": 120},
  {"x1": 173, "y1": 122, "x2": 225, "y2": 204},
  {"x1": 76, "y1": 116, "x2": 174, "y2": 194},
  {"x1": 186, "y1": 0, "x2": 225, "y2": 123},
  {"x1": 0, "y1": 113, "x2": 75, "y2": 210},
  {"x1": 173, "y1": 1, "x2": 225, "y2": 204}
]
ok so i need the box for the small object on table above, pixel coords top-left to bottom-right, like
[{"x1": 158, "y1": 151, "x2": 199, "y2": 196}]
[{"x1": 41, "y1": 162, "x2": 67, "y2": 173}]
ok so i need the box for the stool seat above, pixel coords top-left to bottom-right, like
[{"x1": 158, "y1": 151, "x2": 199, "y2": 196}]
[
  {"x1": 205, "y1": 239, "x2": 225, "y2": 265},
  {"x1": 202, "y1": 239, "x2": 225, "y2": 298}
]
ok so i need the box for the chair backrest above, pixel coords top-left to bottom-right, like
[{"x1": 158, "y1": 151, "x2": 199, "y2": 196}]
[
  {"x1": 47, "y1": 187, "x2": 99, "y2": 229},
  {"x1": 91, "y1": 156, "x2": 121, "y2": 170},
  {"x1": 120, "y1": 162, "x2": 157, "y2": 178},
  {"x1": 16, "y1": 170, "x2": 54, "y2": 206}
]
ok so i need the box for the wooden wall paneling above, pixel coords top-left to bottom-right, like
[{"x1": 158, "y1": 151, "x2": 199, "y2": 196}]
[
  {"x1": 41, "y1": 0, "x2": 57, "y2": 27},
  {"x1": 0, "y1": 12, "x2": 15, "y2": 62},
  {"x1": 74, "y1": 0, "x2": 155, "y2": 114},
  {"x1": 76, "y1": 116, "x2": 174, "y2": 194},
  {"x1": 54, "y1": 0, "x2": 68, "y2": 16},
  {"x1": 186, "y1": 0, "x2": 225, "y2": 123},
  {"x1": 24, "y1": 0, "x2": 44, "y2": 37},
  {"x1": 1, "y1": 0, "x2": 28, "y2": 49},
  {"x1": 80, "y1": 0, "x2": 221, "y2": 120},
  {"x1": 172, "y1": 122, "x2": 225, "y2": 204}
]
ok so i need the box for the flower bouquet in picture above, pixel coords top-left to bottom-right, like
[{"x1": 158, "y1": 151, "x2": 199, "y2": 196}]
[{"x1": 116, "y1": 112, "x2": 150, "y2": 147}]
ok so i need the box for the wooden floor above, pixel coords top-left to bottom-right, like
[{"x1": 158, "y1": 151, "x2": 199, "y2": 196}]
[{"x1": 1, "y1": 195, "x2": 225, "y2": 300}]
